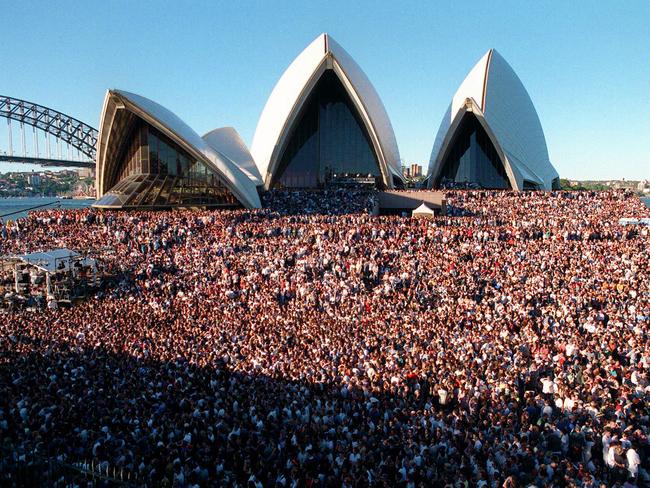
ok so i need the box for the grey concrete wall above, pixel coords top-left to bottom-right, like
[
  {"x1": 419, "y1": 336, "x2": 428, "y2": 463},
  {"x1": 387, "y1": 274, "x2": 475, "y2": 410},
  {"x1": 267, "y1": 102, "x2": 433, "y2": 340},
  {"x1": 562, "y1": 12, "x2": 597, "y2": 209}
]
[{"x1": 377, "y1": 191, "x2": 446, "y2": 214}]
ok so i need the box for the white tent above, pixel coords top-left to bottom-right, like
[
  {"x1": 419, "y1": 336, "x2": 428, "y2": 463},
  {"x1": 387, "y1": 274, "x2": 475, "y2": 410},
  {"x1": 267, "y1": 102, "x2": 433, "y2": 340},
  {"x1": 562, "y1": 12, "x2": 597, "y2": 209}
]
[
  {"x1": 16, "y1": 249, "x2": 80, "y2": 273},
  {"x1": 412, "y1": 202, "x2": 435, "y2": 218}
]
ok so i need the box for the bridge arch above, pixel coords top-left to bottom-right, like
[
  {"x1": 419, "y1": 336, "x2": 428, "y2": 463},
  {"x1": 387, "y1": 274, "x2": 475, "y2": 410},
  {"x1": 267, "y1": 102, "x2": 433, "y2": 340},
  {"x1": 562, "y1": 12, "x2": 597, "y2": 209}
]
[{"x1": 0, "y1": 95, "x2": 98, "y2": 164}]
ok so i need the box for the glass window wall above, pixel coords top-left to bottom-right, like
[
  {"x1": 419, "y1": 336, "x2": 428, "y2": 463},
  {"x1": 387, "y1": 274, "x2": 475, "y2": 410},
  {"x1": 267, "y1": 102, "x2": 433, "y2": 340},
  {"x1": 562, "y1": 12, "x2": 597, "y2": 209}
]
[
  {"x1": 96, "y1": 121, "x2": 241, "y2": 209},
  {"x1": 436, "y1": 113, "x2": 511, "y2": 189},
  {"x1": 272, "y1": 70, "x2": 382, "y2": 189}
]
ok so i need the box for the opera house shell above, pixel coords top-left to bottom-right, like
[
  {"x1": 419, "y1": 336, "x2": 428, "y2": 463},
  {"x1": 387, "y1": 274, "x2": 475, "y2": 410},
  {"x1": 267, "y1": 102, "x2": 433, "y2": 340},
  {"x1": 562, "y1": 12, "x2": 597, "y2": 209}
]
[
  {"x1": 202, "y1": 127, "x2": 263, "y2": 187},
  {"x1": 94, "y1": 90, "x2": 261, "y2": 209},
  {"x1": 250, "y1": 33, "x2": 403, "y2": 189},
  {"x1": 427, "y1": 49, "x2": 559, "y2": 190}
]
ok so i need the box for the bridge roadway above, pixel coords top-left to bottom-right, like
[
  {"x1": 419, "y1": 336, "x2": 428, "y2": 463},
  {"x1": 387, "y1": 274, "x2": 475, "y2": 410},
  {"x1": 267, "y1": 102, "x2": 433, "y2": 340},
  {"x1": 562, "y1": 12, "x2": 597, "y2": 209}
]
[{"x1": 0, "y1": 155, "x2": 94, "y2": 168}]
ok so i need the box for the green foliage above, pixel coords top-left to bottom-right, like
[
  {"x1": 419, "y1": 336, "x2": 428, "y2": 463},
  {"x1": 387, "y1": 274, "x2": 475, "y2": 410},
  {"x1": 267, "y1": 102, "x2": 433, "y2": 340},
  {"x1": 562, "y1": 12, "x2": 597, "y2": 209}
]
[{"x1": 559, "y1": 178, "x2": 613, "y2": 191}]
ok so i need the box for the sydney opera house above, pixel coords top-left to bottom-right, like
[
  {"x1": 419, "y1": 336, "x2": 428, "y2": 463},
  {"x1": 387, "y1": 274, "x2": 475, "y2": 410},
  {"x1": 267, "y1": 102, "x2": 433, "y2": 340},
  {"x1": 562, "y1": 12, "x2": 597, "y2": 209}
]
[{"x1": 94, "y1": 34, "x2": 558, "y2": 209}]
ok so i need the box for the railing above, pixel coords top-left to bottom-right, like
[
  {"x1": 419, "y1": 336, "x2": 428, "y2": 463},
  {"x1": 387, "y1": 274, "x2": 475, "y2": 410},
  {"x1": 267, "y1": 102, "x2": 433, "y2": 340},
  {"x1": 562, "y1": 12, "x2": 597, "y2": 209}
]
[{"x1": 0, "y1": 449, "x2": 141, "y2": 487}]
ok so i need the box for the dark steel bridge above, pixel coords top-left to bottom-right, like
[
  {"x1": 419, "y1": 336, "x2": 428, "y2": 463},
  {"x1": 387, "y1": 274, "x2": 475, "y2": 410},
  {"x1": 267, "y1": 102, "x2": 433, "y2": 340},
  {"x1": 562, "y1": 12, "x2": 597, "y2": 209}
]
[{"x1": 0, "y1": 95, "x2": 97, "y2": 168}]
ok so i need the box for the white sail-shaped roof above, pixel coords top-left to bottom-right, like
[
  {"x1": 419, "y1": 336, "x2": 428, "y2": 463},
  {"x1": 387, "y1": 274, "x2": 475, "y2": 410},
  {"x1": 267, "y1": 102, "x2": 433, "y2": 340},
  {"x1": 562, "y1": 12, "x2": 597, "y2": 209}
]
[
  {"x1": 202, "y1": 127, "x2": 263, "y2": 186},
  {"x1": 250, "y1": 33, "x2": 402, "y2": 188},
  {"x1": 427, "y1": 49, "x2": 559, "y2": 190},
  {"x1": 95, "y1": 90, "x2": 261, "y2": 208}
]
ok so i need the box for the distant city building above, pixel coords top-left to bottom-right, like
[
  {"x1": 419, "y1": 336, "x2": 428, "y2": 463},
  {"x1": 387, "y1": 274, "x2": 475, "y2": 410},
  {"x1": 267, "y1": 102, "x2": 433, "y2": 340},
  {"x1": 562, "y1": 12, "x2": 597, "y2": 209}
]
[
  {"x1": 401, "y1": 164, "x2": 423, "y2": 179},
  {"x1": 410, "y1": 164, "x2": 422, "y2": 177},
  {"x1": 77, "y1": 168, "x2": 95, "y2": 179},
  {"x1": 28, "y1": 173, "x2": 41, "y2": 186}
]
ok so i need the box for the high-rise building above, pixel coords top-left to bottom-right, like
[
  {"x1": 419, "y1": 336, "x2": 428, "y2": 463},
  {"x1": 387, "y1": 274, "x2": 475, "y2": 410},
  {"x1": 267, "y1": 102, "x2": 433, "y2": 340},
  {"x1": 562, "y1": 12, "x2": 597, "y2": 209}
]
[{"x1": 28, "y1": 172, "x2": 41, "y2": 186}]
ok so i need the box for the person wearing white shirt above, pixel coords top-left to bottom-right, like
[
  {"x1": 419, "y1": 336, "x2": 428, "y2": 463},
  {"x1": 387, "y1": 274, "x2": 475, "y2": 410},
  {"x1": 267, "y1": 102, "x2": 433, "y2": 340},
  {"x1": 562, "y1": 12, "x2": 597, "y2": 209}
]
[
  {"x1": 563, "y1": 397, "x2": 575, "y2": 412},
  {"x1": 626, "y1": 447, "x2": 640, "y2": 479},
  {"x1": 541, "y1": 377, "x2": 555, "y2": 395},
  {"x1": 606, "y1": 444, "x2": 617, "y2": 469},
  {"x1": 602, "y1": 431, "x2": 612, "y2": 464},
  {"x1": 438, "y1": 388, "x2": 448, "y2": 406}
]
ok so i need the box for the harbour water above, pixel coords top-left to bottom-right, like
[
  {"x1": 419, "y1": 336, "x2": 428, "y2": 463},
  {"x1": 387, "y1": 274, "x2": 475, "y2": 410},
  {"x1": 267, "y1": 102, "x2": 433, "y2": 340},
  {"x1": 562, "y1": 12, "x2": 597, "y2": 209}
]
[{"x1": 0, "y1": 197, "x2": 94, "y2": 221}]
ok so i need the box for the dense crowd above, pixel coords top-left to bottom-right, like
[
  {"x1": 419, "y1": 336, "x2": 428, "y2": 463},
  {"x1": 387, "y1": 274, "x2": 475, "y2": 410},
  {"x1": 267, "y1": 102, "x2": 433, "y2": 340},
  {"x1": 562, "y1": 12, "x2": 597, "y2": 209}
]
[{"x1": 0, "y1": 189, "x2": 648, "y2": 487}]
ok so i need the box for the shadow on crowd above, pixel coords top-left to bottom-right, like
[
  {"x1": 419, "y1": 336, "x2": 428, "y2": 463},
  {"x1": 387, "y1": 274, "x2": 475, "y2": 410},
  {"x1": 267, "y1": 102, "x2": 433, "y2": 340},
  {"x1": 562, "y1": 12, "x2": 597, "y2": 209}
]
[{"x1": 1, "y1": 340, "x2": 511, "y2": 487}]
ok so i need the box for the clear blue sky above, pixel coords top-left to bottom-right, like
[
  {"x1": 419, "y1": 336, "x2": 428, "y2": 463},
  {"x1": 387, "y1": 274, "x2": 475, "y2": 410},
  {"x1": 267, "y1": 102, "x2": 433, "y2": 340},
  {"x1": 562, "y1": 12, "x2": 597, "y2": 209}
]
[{"x1": 1, "y1": 0, "x2": 648, "y2": 180}]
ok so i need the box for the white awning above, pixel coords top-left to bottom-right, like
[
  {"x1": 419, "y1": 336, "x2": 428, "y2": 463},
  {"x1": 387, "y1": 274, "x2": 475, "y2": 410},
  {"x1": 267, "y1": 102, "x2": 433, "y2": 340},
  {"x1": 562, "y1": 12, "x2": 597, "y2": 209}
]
[{"x1": 15, "y1": 249, "x2": 80, "y2": 273}]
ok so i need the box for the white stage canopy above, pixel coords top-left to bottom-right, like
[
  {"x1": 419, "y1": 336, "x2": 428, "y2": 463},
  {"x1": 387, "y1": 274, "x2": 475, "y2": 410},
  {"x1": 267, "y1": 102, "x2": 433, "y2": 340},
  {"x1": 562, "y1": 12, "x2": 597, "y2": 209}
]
[{"x1": 15, "y1": 249, "x2": 81, "y2": 273}]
